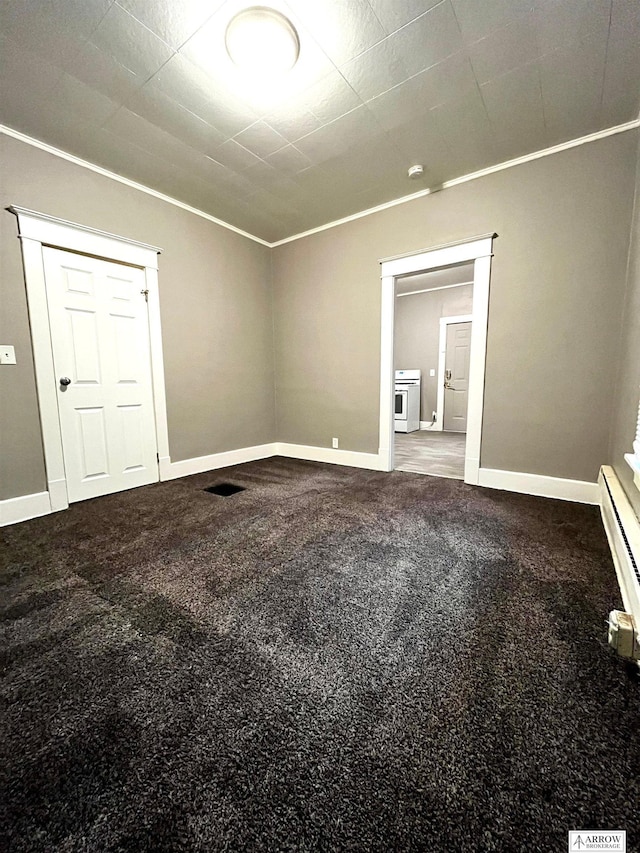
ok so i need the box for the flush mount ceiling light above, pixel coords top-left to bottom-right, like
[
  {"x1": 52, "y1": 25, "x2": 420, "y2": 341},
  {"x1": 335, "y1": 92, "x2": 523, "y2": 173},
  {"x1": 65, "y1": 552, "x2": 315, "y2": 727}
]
[
  {"x1": 407, "y1": 165, "x2": 424, "y2": 179},
  {"x1": 225, "y1": 6, "x2": 300, "y2": 76}
]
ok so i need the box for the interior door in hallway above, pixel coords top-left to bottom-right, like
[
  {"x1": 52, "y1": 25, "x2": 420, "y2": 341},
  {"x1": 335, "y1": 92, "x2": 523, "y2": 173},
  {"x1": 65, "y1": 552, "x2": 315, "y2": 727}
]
[
  {"x1": 42, "y1": 247, "x2": 159, "y2": 503},
  {"x1": 444, "y1": 321, "x2": 471, "y2": 432}
]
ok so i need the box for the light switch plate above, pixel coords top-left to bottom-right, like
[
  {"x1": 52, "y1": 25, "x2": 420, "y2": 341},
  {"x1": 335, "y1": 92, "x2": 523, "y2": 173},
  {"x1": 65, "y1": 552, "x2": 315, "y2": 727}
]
[
  {"x1": 0, "y1": 345, "x2": 16, "y2": 365},
  {"x1": 429, "y1": 369, "x2": 435, "y2": 377}
]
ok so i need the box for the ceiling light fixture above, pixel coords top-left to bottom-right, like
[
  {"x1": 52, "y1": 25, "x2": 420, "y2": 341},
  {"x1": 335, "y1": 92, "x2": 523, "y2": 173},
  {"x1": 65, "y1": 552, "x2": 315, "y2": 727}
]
[
  {"x1": 225, "y1": 6, "x2": 300, "y2": 76},
  {"x1": 407, "y1": 165, "x2": 424, "y2": 179}
]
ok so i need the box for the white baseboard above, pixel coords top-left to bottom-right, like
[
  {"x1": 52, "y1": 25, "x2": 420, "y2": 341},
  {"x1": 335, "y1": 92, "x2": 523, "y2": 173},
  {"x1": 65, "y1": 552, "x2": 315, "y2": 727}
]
[
  {"x1": 0, "y1": 491, "x2": 51, "y2": 527},
  {"x1": 162, "y1": 443, "x2": 278, "y2": 480},
  {"x1": 274, "y1": 442, "x2": 386, "y2": 471},
  {"x1": 1, "y1": 454, "x2": 601, "y2": 527},
  {"x1": 478, "y1": 467, "x2": 599, "y2": 504}
]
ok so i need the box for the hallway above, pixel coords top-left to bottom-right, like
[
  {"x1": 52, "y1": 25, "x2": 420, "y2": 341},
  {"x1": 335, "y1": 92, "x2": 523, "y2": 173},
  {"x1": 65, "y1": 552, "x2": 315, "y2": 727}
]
[{"x1": 394, "y1": 430, "x2": 466, "y2": 479}]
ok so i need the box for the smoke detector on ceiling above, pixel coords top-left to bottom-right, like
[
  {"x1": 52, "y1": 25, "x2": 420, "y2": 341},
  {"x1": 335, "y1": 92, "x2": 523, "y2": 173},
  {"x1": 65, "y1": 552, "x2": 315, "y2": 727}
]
[{"x1": 407, "y1": 165, "x2": 424, "y2": 179}]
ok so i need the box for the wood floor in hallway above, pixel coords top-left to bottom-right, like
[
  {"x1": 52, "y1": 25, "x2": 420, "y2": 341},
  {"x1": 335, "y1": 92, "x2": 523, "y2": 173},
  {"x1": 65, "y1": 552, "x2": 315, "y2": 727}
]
[{"x1": 394, "y1": 429, "x2": 466, "y2": 479}]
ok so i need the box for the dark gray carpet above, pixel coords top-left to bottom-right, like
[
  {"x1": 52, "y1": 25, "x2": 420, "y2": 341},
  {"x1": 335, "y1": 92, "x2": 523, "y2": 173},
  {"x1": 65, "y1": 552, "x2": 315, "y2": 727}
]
[{"x1": 1, "y1": 457, "x2": 638, "y2": 852}]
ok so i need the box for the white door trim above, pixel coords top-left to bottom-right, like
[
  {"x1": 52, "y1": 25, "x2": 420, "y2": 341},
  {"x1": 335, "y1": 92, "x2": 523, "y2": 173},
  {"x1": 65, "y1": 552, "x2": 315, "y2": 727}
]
[
  {"x1": 9, "y1": 206, "x2": 169, "y2": 511},
  {"x1": 435, "y1": 314, "x2": 473, "y2": 433},
  {"x1": 379, "y1": 235, "x2": 494, "y2": 485}
]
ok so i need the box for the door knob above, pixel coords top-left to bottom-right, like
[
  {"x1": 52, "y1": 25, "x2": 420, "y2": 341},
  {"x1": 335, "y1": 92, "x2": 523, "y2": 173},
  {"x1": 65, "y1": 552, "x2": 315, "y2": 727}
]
[{"x1": 59, "y1": 377, "x2": 71, "y2": 386}]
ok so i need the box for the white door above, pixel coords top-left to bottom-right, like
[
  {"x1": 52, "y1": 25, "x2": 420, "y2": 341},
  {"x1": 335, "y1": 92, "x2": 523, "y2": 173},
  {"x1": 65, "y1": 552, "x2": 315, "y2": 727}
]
[
  {"x1": 444, "y1": 321, "x2": 471, "y2": 432},
  {"x1": 42, "y1": 247, "x2": 159, "y2": 503}
]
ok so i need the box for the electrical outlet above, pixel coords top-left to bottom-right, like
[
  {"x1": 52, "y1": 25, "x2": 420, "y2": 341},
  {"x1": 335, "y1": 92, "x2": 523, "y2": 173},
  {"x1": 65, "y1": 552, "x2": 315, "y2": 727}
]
[
  {"x1": 332, "y1": 437, "x2": 339, "y2": 449},
  {"x1": 0, "y1": 345, "x2": 16, "y2": 365}
]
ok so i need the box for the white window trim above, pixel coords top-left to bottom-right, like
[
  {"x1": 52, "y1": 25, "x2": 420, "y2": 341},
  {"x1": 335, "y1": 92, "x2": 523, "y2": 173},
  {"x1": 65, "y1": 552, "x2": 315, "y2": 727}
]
[
  {"x1": 379, "y1": 234, "x2": 494, "y2": 485},
  {"x1": 9, "y1": 206, "x2": 170, "y2": 512},
  {"x1": 624, "y1": 397, "x2": 640, "y2": 491}
]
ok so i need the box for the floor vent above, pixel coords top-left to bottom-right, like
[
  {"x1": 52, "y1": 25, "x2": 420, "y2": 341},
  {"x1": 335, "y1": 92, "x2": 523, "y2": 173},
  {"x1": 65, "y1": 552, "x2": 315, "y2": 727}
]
[
  {"x1": 204, "y1": 483, "x2": 246, "y2": 497},
  {"x1": 599, "y1": 466, "x2": 640, "y2": 664}
]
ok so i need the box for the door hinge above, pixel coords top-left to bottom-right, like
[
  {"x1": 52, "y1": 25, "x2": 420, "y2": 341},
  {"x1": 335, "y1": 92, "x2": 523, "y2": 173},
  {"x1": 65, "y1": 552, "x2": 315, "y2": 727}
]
[
  {"x1": 141, "y1": 288, "x2": 149, "y2": 302},
  {"x1": 156, "y1": 452, "x2": 159, "y2": 463}
]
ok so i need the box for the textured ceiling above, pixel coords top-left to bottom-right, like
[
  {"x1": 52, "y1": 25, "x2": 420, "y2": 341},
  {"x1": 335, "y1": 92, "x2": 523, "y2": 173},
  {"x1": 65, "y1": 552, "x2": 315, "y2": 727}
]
[{"x1": 1, "y1": 0, "x2": 639, "y2": 243}]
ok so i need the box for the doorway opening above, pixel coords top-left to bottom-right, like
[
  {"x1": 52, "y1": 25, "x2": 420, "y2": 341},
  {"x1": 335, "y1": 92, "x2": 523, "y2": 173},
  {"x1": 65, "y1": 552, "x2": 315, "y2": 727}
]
[
  {"x1": 378, "y1": 235, "x2": 495, "y2": 485},
  {"x1": 393, "y1": 263, "x2": 473, "y2": 479}
]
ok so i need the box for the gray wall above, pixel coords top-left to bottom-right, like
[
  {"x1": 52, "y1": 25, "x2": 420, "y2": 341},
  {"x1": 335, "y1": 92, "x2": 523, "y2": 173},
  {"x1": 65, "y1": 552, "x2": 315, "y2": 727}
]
[
  {"x1": 272, "y1": 131, "x2": 638, "y2": 482},
  {"x1": 0, "y1": 134, "x2": 275, "y2": 501},
  {"x1": 394, "y1": 285, "x2": 473, "y2": 423},
  {"x1": 609, "y1": 133, "x2": 640, "y2": 519},
  {"x1": 2, "y1": 129, "x2": 639, "y2": 503}
]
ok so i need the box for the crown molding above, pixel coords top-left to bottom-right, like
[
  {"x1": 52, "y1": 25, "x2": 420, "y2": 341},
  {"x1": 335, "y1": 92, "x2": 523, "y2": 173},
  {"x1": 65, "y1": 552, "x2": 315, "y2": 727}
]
[
  {"x1": 3, "y1": 118, "x2": 639, "y2": 251},
  {"x1": 0, "y1": 125, "x2": 271, "y2": 248},
  {"x1": 271, "y1": 118, "x2": 640, "y2": 247}
]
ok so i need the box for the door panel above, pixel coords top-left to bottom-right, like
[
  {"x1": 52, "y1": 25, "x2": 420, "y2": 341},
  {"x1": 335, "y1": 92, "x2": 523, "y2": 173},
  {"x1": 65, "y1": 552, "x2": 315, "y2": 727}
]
[
  {"x1": 43, "y1": 247, "x2": 158, "y2": 503},
  {"x1": 107, "y1": 272, "x2": 136, "y2": 302},
  {"x1": 111, "y1": 314, "x2": 140, "y2": 382},
  {"x1": 68, "y1": 310, "x2": 101, "y2": 382},
  {"x1": 119, "y1": 404, "x2": 146, "y2": 472},
  {"x1": 76, "y1": 407, "x2": 110, "y2": 480},
  {"x1": 444, "y1": 322, "x2": 471, "y2": 432},
  {"x1": 63, "y1": 264, "x2": 95, "y2": 296}
]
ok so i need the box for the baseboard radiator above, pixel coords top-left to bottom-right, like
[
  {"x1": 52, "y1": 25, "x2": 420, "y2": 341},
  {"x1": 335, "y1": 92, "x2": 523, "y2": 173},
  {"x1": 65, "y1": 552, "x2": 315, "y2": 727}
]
[{"x1": 599, "y1": 466, "x2": 640, "y2": 664}]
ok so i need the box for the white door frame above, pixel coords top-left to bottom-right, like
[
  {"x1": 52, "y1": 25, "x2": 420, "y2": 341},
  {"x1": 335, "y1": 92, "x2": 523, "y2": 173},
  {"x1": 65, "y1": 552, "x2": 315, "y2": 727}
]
[
  {"x1": 379, "y1": 234, "x2": 494, "y2": 484},
  {"x1": 10, "y1": 206, "x2": 170, "y2": 513},
  {"x1": 435, "y1": 314, "x2": 473, "y2": 433}
]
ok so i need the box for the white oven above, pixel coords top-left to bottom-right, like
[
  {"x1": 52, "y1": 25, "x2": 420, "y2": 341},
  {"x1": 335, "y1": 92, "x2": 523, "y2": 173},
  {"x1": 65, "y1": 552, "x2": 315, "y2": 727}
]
[{"x1": 394, "y1": 369, "x2": 421, "y2": 433}]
